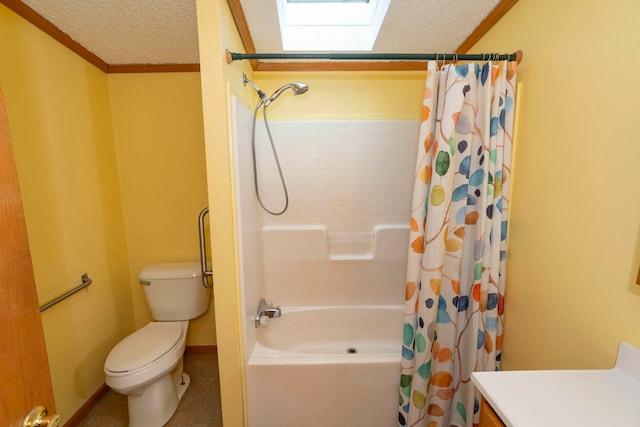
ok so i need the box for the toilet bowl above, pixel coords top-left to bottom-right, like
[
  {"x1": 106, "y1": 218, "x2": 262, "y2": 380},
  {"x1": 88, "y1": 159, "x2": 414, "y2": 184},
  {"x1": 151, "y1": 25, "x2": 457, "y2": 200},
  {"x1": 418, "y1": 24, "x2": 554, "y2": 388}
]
[
  {"x1": 104, "y1": 263, "x2": 209, "y2": 427},
  {"x1": 105, "y1": 321, "x2": 189, "y2": 426}
]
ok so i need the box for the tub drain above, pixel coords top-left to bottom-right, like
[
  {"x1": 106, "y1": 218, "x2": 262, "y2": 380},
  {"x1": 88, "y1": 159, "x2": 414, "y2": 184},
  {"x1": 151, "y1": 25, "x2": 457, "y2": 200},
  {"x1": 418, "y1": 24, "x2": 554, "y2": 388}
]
[{"x1": 347, "y1": 347, "x2": 358, "y2": 354}]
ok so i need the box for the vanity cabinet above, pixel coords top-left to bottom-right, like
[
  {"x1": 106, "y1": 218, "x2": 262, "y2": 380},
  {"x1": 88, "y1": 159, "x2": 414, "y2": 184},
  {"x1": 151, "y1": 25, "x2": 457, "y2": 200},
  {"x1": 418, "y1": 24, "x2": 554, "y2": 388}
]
[{"x1": 478, "y1": 397, "x2": 505, "y2": 427}]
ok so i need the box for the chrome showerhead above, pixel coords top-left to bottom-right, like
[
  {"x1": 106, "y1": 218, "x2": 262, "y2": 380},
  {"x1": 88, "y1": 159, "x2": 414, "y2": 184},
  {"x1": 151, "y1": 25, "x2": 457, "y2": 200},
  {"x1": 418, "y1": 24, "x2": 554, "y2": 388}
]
[
  {"x1": 290, "y1": 82, "x2": 309, "y2": 96},
  {"x1": 264, "y1": 82, "x2": 309, "y2": 107},
  {"x1": 243, "y1": 72, "x2": 266, "y2": 100}
]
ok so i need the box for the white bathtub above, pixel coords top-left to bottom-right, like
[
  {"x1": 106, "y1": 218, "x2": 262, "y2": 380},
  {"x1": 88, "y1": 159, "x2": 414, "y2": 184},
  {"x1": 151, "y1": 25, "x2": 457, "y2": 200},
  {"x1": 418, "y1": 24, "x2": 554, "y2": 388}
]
[{"x1": 246, "y1": 305, "x2": 403, "y2": 427}]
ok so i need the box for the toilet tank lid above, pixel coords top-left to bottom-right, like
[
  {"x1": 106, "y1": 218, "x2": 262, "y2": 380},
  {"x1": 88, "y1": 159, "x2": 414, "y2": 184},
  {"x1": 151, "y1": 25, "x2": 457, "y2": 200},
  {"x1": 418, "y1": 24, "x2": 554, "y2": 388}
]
[{"x1": 140, "y1": 262, "x2": 202, "y2": 280}]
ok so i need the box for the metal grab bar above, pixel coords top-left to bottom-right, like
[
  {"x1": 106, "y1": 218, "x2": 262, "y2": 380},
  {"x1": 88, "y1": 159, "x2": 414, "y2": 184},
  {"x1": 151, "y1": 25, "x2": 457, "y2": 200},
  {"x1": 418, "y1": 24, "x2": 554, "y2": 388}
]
[
  {"x1": 39, "y1": 273, "x2": 92, "y2": 312},
  {"x1": 199, "y1": 207, "x2": 213, "y2": 288}
]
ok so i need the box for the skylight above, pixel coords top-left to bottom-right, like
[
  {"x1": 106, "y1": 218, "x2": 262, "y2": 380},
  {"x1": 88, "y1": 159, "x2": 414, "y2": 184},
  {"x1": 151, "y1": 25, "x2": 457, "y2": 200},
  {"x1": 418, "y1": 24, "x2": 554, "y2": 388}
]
[{"x1": 276, "y1": 0, "x2": 390, "y2": 51}]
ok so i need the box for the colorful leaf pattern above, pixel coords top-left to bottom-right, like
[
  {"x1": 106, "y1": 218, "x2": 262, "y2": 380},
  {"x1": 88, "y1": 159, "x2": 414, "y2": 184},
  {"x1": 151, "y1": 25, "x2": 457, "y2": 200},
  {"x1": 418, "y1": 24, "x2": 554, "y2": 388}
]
[{"x1": 398, "y1": 60, "x2": 517, "y2": 427}]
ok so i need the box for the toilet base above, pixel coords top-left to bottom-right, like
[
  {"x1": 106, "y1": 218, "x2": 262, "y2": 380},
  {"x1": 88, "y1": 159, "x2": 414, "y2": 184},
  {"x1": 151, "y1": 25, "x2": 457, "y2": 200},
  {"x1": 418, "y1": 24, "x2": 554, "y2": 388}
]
[
  {"x1": 127, "y1": 372, "x2": 191, "y2": 427},
  {"x1": 176, "y1": 372, "x2": 191, "y2": 400}
]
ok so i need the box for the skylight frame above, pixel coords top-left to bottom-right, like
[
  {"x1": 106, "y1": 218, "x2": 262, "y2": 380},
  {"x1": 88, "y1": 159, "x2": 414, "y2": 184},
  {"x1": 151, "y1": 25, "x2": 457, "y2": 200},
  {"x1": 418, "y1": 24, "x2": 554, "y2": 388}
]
[
  {"x1": 287, "y1": 0, "x2": 370, "y2": 3},
  {"x1": 276, "y1": 0, "x2": 391, "y2": 51}
]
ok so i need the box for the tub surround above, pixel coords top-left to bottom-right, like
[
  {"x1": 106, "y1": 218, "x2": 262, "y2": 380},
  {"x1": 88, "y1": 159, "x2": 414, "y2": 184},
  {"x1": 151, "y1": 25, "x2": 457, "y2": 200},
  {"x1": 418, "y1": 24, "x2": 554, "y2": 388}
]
[
  {"x1": 252, "y1": 118, "x2": 419, "y2": 308},
  {"x1": 231, "y1": 96, "x2": 419, "y2": 345},
  {"x1": 255, "y1": 119, "x2": 419, "y2": 235},
  {"x1": 231, "y1": 97, "x2": 418, "y2": 426},
  {"x1": 471, "y1": 342, "x2": 640, "y2": 426},
  {"x1": 262, "y1": 225, "x2": 409, "y2": 306}
]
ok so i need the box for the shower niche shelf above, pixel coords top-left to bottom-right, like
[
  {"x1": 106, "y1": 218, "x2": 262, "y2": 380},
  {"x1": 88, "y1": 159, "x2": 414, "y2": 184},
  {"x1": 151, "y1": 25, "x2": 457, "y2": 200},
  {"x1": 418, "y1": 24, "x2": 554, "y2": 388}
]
[{"x1": 261, "y1": 224, "x2": 409, "y2": 262}]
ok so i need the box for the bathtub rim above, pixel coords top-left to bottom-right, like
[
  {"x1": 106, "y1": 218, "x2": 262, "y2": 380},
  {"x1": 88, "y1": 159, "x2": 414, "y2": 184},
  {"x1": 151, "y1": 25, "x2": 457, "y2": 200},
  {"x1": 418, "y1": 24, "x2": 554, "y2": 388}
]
[{"x1": 250, "y1": 304, "x2": 403, "y2": 365}]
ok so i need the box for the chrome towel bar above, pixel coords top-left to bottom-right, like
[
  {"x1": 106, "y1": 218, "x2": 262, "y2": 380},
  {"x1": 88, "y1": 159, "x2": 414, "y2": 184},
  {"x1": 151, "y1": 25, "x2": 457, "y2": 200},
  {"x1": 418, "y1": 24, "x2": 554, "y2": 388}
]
[
  {"x1": 39, "y1": 273, "x2": 92, "y2": 312},
  {"x1": 199, "y1": 207, "x2": 213, "y2": 288}
]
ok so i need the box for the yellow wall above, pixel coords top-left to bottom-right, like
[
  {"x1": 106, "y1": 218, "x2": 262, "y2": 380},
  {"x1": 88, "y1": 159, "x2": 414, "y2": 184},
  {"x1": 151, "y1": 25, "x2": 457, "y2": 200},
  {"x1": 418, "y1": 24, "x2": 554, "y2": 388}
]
[
  {"x1": 472, "y1": 0, "x2": 640, "y2": 370},
  {"x1": 0, "y1": 4, "x2": 135, "y2": 422},
  {"x1": 196, "y1": 0, "x2": 253, "y2": 425},
  {"x1": 108, "y1": 73, "x2": 214, "y2": 345},
  {"x1": 254, "y1": 71, "x2": 424, "y2": 120}
]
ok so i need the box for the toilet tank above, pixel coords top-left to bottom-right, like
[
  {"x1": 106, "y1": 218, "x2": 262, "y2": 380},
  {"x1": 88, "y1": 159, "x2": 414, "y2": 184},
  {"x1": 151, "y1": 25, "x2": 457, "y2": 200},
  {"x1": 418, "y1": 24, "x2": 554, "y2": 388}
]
[{"x1": 139, "y1": 262, "x2": 210, "y2": 321}]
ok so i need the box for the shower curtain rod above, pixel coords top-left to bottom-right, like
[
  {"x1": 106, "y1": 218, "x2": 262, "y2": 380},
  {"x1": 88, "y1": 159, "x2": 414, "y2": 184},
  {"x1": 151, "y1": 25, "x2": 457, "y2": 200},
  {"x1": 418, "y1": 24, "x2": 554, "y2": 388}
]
[{"x1": 226, "y1": 49, "x2": 523, "y2": 64}]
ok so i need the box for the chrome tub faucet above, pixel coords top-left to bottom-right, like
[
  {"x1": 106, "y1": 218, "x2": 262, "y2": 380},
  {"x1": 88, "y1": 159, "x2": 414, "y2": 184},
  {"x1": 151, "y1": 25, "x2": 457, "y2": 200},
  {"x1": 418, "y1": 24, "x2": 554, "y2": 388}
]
[{"x1": 255, "y1": 298, "x2": 281, "y2": 328}]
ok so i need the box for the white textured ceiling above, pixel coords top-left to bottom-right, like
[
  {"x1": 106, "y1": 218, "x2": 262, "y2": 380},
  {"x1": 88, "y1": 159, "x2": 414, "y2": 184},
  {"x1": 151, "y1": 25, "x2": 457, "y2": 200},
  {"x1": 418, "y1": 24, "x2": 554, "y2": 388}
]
[
  {"x1": 21, "y1": 0, "x2": 200, "y2": 64},
  {"x1": 18, "y1": 0, "x2": 502, "y2": 65}
]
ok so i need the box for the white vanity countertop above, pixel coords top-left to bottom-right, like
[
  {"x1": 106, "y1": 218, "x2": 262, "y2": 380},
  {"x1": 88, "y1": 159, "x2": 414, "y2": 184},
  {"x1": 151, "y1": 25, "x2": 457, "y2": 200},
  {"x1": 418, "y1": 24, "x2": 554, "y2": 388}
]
[{"x1": 471, "y1": 342, "x2": 640, "y2": 426}]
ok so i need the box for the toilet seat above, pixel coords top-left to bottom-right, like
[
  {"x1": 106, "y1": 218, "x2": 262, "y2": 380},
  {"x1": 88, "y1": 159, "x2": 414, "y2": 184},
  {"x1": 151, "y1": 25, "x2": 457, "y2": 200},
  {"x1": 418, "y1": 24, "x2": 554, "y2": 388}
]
[{"x1": 105, "y1": 322, "x2": 183, "y2": 373}]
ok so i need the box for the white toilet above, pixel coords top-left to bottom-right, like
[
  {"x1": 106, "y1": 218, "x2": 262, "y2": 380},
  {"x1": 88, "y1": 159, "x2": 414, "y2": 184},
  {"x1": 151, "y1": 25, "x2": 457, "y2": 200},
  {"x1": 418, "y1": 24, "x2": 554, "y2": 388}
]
[{"x1": 104, "y1": 262, "x2": 210, "y2": 427}]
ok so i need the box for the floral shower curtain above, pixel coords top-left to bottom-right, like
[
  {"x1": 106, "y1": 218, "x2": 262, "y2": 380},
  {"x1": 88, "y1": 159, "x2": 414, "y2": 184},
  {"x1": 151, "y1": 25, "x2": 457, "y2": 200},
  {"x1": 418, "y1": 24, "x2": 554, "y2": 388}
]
[{"x1": 398, "y1": 60, "x2": 517, "y2": 427}]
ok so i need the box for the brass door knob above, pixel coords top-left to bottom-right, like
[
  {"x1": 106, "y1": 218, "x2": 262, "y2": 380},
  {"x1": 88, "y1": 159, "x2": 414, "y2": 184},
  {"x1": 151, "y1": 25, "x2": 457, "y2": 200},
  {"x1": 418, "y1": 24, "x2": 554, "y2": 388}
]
[{"x1": 21, "y1": 406, "x2": 61, "y2": 427}]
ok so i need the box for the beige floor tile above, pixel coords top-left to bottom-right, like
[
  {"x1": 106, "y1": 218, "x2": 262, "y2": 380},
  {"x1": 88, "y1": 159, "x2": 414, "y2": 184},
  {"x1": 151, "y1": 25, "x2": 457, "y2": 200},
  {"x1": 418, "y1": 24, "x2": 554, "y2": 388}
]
[{"x1": 76, "y1": 352, "x2": 222, "y2": 427}]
